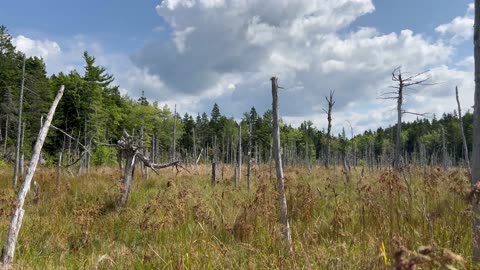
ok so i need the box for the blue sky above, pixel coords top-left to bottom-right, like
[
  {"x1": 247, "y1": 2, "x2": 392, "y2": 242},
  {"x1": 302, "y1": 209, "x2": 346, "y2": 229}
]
[{"x1": 1, "y1": 0, "x2": 475, "y2": 134}]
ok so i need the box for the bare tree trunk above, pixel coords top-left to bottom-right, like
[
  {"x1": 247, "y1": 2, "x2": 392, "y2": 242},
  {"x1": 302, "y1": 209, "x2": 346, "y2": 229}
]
[
  {"x1": 247, "y1": 122, "x2": 252, "y2": 192},
  {"x1": 394, "y1": 80, "x2": 403, "y2": 170},
  {"x1": 211, "y1": 136, "x2": 217, "y2": 186},
  {"x1": 12, "y1": 55, "x2": 25, "y2": 187},
  {"x1": 440, "y1": 124, "x2": 448, "y2": 171},
  {"x1": 4, "y1": 114, "x2": 9, "y2": 157},
  {"x1": 1, "y1": 85, "x2": 64, "y2": 269},
  {"x1": 270, "y1": 77, "x2": 293, "y2": 253},
  {"x1": 120, "y1": 153, "x2": 136, "y2": 207},
  {"x1": 456, "y1": 86, "x2": 471, "y2": 174},
  {"x1": 172, "y1": 104, "x2": 177, "y2": 162},
  {"x1": 473, "y1": 0, "x2": 480, "y2": 262},
  {"x1": 193, "y1": 128, "x2": 197, "y2": 170},
  {"x1": 235, "y1": 124, "x2": 242, "y2": 187},
  {"x1": 19, "y1": 122, "x2": 25, "y2": 176},
  {"x1": 324, "y1": 91, "x2": 335, "y2": 169}
]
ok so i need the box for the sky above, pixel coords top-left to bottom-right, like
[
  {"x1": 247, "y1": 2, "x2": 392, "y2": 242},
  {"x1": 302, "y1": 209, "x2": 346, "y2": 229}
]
[{"x1": 0, "y1": 0, "x2": 475, "y2": 136}]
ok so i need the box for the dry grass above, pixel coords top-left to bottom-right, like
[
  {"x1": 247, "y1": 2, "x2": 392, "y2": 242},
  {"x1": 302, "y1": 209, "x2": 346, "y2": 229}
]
[{"x1": 0, "y1": 163, "x2": 474, "y2": 269}]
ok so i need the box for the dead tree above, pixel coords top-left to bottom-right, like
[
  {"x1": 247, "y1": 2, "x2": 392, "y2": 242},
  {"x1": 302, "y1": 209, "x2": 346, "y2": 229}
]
[
  {"x1": 456, "y1": 86, "x2": 471, "y2": 174},
  {"x1": 440, "y1": 124, "x2": 448, "y2": 171},
  {"x1": 116, "y1": 130, "x2": 185, "y2": 206},
  {"x1": 472, "y1": 0, "x2": 480, "y2": 262},
  {"x1": 235, "y1": 124, "x2": 242, "y2": 187},
  {"x1": 211, "y1": 136, "x2": 217, "y2": 186},
  {"x1": 323, "y1": 90, "x2": 335, "y2": 169},
  {"x1": 247, "y1": 122, "x2": 252, "y2": 192},
  {"x1": 1, "y1": 85, "x2": 65, "y2": 269},
  {"x1": 12, "y1": 55, "x2": 25, "y2": 187},
  {"x1": 380, "y1": 67, "x2": 429, "y2": 170},
  {"x1": 271, "y1": 77, "x2": 293, "y2": 253},
  {"x1": 173, "y1": 106, "x2": 177, "y2": 160}
]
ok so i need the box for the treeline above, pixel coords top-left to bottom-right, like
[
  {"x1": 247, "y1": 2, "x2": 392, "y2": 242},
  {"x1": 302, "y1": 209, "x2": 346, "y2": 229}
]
[{"x1": 0, "y1": 26, "x2": 474, "y2": 169}]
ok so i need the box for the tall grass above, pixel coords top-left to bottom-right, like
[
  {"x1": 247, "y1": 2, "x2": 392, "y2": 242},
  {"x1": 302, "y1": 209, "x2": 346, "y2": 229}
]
[{"x1": 0, "y1": 164, "x2": 473, "y2": 269}]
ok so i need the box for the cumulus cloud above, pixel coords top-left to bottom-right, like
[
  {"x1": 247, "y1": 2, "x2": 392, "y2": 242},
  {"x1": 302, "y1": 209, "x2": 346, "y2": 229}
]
[
  {"x1": 12, "y1": 0, "x2": 475, "y2": 134},
  {"x1": 12, "y1": 35, "x2": 61, "y2": 60},
  {"x1": 130, "y1": 0, "x2": 470, "y2": 134},
  {"x1": 435, "y1": 3, "x2": 474, "y2": 41}
]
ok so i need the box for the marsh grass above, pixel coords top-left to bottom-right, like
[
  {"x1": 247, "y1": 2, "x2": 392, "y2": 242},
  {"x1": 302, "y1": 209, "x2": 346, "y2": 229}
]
[{"x1": 0, "y1": 164, "x2": 473, "y2": 269}]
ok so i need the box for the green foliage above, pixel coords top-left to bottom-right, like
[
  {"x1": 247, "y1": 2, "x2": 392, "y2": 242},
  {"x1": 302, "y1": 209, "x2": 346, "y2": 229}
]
[{"x1": 92, "y1": 146, "x2": 117, "y2": 166}]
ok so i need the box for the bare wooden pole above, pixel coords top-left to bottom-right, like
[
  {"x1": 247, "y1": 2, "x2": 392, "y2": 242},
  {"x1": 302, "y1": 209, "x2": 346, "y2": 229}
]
[
  {"x1": 270, "y1": 77, "x2": 292, "y2": 253},
  {"x1": 12, "y1": 55, "x2": 25, "y2": 187},
  {"x1": 1, "y1": 85, "x2": 64, "y2": 269},
  {"x1": 456, "y1": 86, "x2": 471, "y2": 174}
]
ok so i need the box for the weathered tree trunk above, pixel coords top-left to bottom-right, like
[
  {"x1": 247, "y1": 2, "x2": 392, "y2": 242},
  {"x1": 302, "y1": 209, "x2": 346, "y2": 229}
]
[
  {"x1": 193, "y1": 128, "x2": 197, "y2": 169},
  {"x1": 247, "y1": 122, "x2": 252, "y2": 192},
  {"x1": 19, "y1": 122, "x2": 25, "y2": 175},
  {"x1": 211, "y1": 136, "x2": 217, "y2": 186},
  {"x1": 394, "y1": 78, "x2": 403, "y2": 170},
  {"x1": 235, "y1": 124, "x2": 242, "y2": 187},
  {"x1": 271, "y1": 77, "x2": 293, "y2": 253},
  {"x1": 456, "y1": 86, "x2": 471, "y2": 174},
  {"x1": 1, "y1": 85, "x2": 64, "y2": 269},
  {"x1": 4, "y1": 114, "x2": 9, "y2": 157},
  {"x1": 440, "y1": 124, "x2": 448, "y2": 171},
  {"x1": 324, "y1": 91, "x2": 335, "y2": 169},
  {"x1": 12, "y1": 55, "x2": 25, "y2": 187},
  {"x1": 120, "y1": 153, "x2": 136, "y2": 207},
  {"x1": 473, "y1": 0, "x2": 480, "y2": 262},
  {"x1": 172, "y1": 104, "x2": 177, "y2": 162}
]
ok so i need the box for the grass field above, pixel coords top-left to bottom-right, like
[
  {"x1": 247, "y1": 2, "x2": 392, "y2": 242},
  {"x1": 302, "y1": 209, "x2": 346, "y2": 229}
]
[{"x1": 0, "y1": 164, "x2": 473, "y2": 269}]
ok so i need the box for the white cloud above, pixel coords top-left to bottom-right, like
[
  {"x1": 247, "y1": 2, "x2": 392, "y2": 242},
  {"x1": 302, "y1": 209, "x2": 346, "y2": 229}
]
[
  {"x1": 435, "y1": 3, "x2": 474, "y2": 41},
  {"x1": 12, "y1": 35, "x2": 61, "y2": 60},
  {"x1": 11, "y1": 0, "x2": 475, "y2": 134},
  {"x1": 124, "y1": 0, "x2": 476, "y2": 133}
]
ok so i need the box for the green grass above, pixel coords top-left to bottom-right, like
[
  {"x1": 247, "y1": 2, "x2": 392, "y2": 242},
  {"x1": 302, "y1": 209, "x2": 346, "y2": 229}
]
[{"x1": 0, "y1": 164, "x2": 474, "y2": 269}]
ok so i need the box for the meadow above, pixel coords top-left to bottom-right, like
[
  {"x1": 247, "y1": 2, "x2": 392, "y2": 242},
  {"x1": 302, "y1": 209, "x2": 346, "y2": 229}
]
[{"x1": 0, "y1": 163, "x2": 473, "y2": 269}]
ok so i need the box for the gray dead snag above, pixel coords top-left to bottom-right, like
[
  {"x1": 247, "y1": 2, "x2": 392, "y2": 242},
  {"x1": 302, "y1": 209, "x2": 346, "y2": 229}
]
[
  {"x1": 323, "y1": 90, "x2": 335, "y2": 169},
  {"x1": 440, "y1": 124, "x2": 448, "y2": 171},
  {"x1": 193, "y1": 128, "x2": 197, "y2": 170},
  {"x1": 116, "y1": 131, "x2": 185, "y2": 207},
  {"x1": 3, "y1": 114, "x2": 9, "y2": 158},
  {"x1": 172, "y1": 104, "x2": 177, "y2": 162},
  {"x1": 380, "y1": 67, "x2": 429, "y2": 171},
  {"x1": 12, "y1": 55, "x2": 25, "y2": 187},
  {"x1": 472, "y1": 0, "x2": 480, "y2": 262},
  {"x1": 247, "y1": 122, "x2": 252, "y2": 192},
  {"x1": 1, "y1": 85, "x2": 64, "y2": 269},
  {"x1": 235, "y1": 123, "x2": 242, "y2": 187},
  {"x1": 456, "y1": 86, "x2": 471, "y2": 175},
  {"x1": 270, "y1": 77, "x2": 293, "y2": 253},
  {"x1": 19, "y1": 122, "x2": 25, "y2": 176},
  {"x1": 211, "y1": 136, "x2": 217, "y2": 186}
]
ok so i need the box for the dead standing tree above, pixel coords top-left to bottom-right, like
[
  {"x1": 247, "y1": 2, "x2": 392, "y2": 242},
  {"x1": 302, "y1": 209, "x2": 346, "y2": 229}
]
[
  {"x1": 323, "y1": 90, "x2": 335, "y2": 169},
  {"x1": 1, "y1": 85, "x2": 65, "y2": 269},
  {"x1": 380, "y1": 67, "x2": 429, "y2": 170},
  {"x1": 456, "y1": 86, "x2": 471, "y2": 175},
  {"x1": 116, "y1": 130, "x2": 185, "y2": 207},
  {"x1": 271, "y1": 77, "x2": 293, "y2": 253}
]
